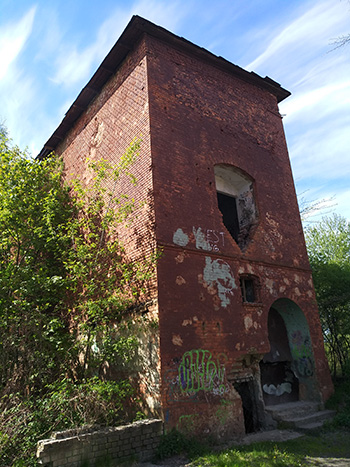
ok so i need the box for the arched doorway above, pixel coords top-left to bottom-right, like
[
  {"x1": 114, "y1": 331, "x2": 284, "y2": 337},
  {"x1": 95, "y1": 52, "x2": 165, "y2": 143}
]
[{"x1": 260, "y1": 298, "x2": 318, "y2": 406}]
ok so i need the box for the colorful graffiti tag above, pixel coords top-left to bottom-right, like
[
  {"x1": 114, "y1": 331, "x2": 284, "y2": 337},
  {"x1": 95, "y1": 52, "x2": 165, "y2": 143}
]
[{"x1": 178, "y1": 349, "x2": 228, "y2": 396}]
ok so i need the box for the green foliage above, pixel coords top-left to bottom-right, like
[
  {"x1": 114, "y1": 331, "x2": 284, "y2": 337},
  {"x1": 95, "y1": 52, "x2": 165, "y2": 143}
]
[
  {"x1": 156, "y1": 429, "x2": 208, "y2": 460},
  {"x1": 0, "y1": 378, "x2": 134, "y2": 466},
  {"x1": 0, "y1": 133, "x2": 74, "y2": 392},
  {"x1": 326, "y1": 378, "x2": 350, "y2": 429},
  {"x1": 0, "y1": 129, "x2": 157, "y2": 465},
  {"x1": 305, "y1": 214, "x2": 350, "y2": 377}
]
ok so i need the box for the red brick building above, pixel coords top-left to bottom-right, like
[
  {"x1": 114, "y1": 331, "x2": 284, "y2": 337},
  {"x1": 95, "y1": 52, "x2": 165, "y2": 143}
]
[{"x1": 39, "y1": 16, "x2": 333, "y2": 440}]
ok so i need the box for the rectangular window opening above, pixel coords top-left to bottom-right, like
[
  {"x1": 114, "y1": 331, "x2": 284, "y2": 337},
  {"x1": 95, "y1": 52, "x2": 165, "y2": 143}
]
[{"x1": 240, "y1": 278, "x2": 256, "y2": 303}]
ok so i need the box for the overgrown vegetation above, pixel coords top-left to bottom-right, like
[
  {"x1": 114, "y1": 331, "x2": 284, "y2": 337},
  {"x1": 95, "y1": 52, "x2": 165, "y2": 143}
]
[
  {"x1": 156, "y1": 428, "x2": 209, "y2": 461},
  {"x1": 157, "y1": 379, "x2": 350, "y2": 466},
  {"x1": 0, "y1": 128, "x2": 156, "y2": 466},
  {"x1": 157, "y1": 420, "x2": 350, "y2": 467},
  {"x1": 305, "y1": 214, "x2": 350, "y2": 378}
]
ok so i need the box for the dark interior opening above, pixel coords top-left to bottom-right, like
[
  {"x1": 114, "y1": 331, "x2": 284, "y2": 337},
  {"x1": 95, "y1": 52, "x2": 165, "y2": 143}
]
[
  {"x1": 240, "y1": 278, "x2": 255, "y2": 303},
  {"x1": 260, "y1": 307, "x2": 299, "y2": 405},
  {"x1": 217, "y1": 191, "x2": 240, "y2": 243},
  {"x1": 234, "y1": 380, "x2": 262, "y2": 433}
]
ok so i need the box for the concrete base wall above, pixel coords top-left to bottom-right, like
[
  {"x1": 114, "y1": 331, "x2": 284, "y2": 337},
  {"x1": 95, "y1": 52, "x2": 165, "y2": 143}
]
[{"x1": 36, "y1": 419, "x2": 163, "y2": 467}]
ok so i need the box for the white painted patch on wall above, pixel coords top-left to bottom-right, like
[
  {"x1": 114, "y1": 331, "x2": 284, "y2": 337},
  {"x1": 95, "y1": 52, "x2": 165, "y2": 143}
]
[
  {"x1": 173, "y1": 228, "x2": 189, "y2": 247},
  {"x1": 203, "y1": 257, "x2": 236, "y2": 308}
]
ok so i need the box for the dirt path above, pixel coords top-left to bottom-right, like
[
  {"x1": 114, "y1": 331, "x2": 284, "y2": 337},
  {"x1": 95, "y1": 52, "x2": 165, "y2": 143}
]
[{"x1": 306, "y1": 458, "x2": 350, "y2": 466}]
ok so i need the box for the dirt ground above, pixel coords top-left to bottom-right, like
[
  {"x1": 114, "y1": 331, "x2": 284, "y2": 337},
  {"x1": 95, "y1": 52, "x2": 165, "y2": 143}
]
[{"x1": 305, "y1": 459, "x2": 350, "y2": 466}]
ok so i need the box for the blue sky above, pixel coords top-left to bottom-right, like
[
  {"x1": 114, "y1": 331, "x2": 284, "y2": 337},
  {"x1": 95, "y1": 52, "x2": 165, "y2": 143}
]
[{"x1": 1, "y1": 0, "x2": 349, "y2": 221}]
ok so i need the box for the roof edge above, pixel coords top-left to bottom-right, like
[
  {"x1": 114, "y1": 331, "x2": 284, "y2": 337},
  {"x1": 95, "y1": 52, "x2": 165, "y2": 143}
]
[{"x1": 37, "y1": 15, "x2": 290, "y2": 160}]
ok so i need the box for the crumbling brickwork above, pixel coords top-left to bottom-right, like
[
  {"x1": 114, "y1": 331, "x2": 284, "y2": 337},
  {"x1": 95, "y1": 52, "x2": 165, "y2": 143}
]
[
  {"x1": 39, "y1": 16, "x2": 333, "y2": 443},
  {"x1": 37, "y1": 419, "x2": 163, "y2": 467}
]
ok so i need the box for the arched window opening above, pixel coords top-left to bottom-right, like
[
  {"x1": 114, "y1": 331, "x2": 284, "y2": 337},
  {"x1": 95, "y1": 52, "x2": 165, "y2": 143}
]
[{"x1": 214, "y1": 165, "x2": 257, "y2": 250}]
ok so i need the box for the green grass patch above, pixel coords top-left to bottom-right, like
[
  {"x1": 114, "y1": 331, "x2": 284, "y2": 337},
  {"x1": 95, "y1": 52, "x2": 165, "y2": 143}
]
[
  {"x1": 191, "y1": 445, "x2": 303, "y2": 467},
  {"x1": 190, "y1": 430, "x2": 350, "y2": 467}
]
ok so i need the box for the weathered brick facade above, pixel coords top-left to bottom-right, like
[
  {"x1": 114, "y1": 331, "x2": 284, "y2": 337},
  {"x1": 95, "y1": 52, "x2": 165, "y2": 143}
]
[{"x1": 39, "y1": 16, "x2": 333, "y2": 442}]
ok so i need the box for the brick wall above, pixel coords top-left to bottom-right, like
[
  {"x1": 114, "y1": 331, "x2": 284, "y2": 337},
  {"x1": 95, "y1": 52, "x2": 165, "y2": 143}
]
[
  {"x1": 142, "y1": 33, "x2": 333, "y2": 436},
  {"x1": 56, "y1": 36, "x2": 156, "y2": 262},
  {"x1": 55, "y1": 37, "x2": 161, "y2": 413},
  {"x1": 37, "y1": 419, "x2": 163, "y2": 467}
]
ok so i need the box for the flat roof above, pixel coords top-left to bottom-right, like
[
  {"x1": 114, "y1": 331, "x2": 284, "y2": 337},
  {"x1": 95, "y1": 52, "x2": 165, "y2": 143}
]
[{"x1": 38, "y1": 15, "x2": 290, "y2": 160}]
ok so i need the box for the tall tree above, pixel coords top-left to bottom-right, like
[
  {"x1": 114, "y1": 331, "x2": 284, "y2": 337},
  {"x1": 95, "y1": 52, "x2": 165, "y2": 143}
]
[{"x1": 305, "y1": 214, "x2": 350, "y2": 377}]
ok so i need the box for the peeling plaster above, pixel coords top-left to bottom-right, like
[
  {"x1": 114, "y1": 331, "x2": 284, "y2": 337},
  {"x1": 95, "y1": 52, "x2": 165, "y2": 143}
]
[
  {"x1": 203, "y1": 257, "x2": 236, "y2": 308},
  {"x1": 173, "y1": 228, "x2": 189, "y2": 247},
  {"x1": 91, "y1": 121, "x2": 105, "y2": 147},
  {"x1": 172, "y1": 334, "x2": 183, "y2": 346},
  {"x1": 244, "y1": 315, "x2": 253, "y2": 330},
  {"x1": 181, "y1": 317, "x2": 199, "y2": 327},
  {"x1": 265, "y1": 278, "x2": 275, "y2": 295},
  {"x1": 176, "y1": 276, "x2": 186, "y2": 285},
  {"x1": 294, "y1": 274, "x2": 301, "y2": 284},
  {"x1": 175, "y1": 252, "x2": 185, "y2": 263}
]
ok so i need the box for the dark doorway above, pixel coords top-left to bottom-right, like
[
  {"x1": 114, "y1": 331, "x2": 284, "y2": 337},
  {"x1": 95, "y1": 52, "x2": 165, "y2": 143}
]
[
  {"x1": 234, "y1": 380, "x2": 262, "y2": 433},
  {"x1": 260, "y1": 307, "x2": 299, "y2": 405}
]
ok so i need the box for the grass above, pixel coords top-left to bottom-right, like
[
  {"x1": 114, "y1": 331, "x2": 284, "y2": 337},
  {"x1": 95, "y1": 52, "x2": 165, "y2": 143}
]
[
  {"x1": 191, "y1": 429, "x2": 350, "y2": 466},
  {"x1": 157, "y1": 377, "x2": 350, "y2": 466}
]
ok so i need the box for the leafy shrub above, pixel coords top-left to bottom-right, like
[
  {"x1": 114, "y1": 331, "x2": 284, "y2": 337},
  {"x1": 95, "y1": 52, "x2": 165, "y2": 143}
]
[
  {"x1": 0, "y1": 130, "x2": 157, "y2": 466},
  {"x1": 0, "y1": 378, "x2": 134, "y2": 466},
  {"x1": 326, "y1": 378, "x2": 350, "y2": 430},
  {"x1": 156, "y1": 429, "x2": 208, "y2": 461}
]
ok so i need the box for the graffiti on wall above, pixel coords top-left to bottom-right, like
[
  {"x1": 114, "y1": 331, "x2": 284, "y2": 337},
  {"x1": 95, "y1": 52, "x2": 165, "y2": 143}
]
[
  {"x1": 203, "y1": 257, "x2": 236, "y2": 308},
  {"x1": 164, "y1": 349, "x2": 229, "y2": 403},
  {"x1": 179, "y1": 349, "x2": 228, "y2": 396},
  {"x1": 176, "y1": 414, "x2": 200, "y2": 434},
  {"x1": 173, "y1": 227, "x2": 225, "y2": 252},
  {"x1": 290, "y1": 330, "x2": 314, "y2": 377}
]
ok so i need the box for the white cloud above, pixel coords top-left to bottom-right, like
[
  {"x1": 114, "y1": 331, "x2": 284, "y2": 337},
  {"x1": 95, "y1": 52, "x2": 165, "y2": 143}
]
[
  {"x1": 281, "y1": 80, "x2": 350, "y2": 123},
  {"x1": 52, "y1": 0, "x2": 186, "y2": 87},
  {"x1": 246, "y1": 0, "x2": 348, "y2": 72},
  {"x1": 289, "y1": 123, "x2": 350, "y2": 182},
  {"x1": 0, "y1": 6, "x2": 36, "y2": 81}
]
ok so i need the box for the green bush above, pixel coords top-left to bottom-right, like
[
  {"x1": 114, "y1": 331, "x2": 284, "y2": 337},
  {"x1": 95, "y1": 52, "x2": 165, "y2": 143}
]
[
  {"x1": 156, "y1": 428, "x2": 208, "y2": 461},
  {"x1": 0, "y1": 378, "x2": 134, "y2": 466}
]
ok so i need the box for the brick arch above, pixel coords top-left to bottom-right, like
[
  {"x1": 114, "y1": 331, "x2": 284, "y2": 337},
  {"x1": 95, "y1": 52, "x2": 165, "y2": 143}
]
[{"x1": 261, "y1": 298, "x2": 319, "y2": 406}]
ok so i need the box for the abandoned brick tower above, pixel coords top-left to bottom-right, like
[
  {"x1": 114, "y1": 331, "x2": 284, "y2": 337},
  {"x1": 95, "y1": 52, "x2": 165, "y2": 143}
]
[{"x1": 39, "y1": 16, "x2": 333, "y2": 440}]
